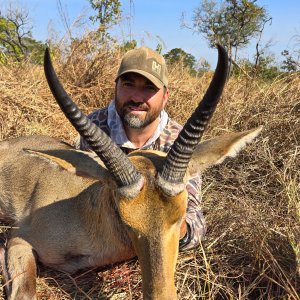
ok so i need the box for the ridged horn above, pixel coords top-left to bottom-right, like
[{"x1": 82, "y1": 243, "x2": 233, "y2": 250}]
[
  {"x1": 44, "y1": 48, "x2": 142, "y2": 188},
  {"x1": 159, "y1": 44, "x2": 228, "y2": 183}
]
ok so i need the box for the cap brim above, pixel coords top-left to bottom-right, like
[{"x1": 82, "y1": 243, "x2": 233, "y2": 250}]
[{"x1": 116, "y1": 69, "x2": 165, "y2": 89}]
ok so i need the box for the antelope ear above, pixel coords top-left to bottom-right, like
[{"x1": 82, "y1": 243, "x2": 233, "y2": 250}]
[
  {"x1": 188, "y1": 127, "x2": 263, "y2": 175},
  {"x1": 24, "y1": 149, "x2": 106, "y2": 179}
]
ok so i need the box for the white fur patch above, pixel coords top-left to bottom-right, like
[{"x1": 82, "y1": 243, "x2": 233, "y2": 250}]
[
  {"x1": 215, "y1": 126, "x2": 263, "y2": 165},
  {"x1": 118, "y1": 176, "x2": 145, "y2": 198},
  {"x1": 156, "y1": 174, "x2": 185, "y2": 197}
]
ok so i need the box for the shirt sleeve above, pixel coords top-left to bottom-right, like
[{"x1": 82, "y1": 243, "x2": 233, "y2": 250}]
[
  {"x1": 74, "y1": 109, "x2": 105, "y2": 151},
  {"x1": 179, "y1": 173, "x2": 206, "y2": 251}
]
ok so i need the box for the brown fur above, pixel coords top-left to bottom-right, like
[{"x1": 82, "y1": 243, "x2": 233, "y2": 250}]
[{"x1": 0, "y1": 127, "x2": 262, "y2": 299}]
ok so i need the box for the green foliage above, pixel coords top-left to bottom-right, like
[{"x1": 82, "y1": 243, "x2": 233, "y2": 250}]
[
  {"x1": 254, "y1": 55, "x2": 281, "y2": 80},
  {"x1": 0, "y1": 15, "x2": 23, "y2": 61},
  {"x1": 156, "y1": 43, "x2": 163, "y2": 54},
  {"x1": 0, "y1": 11, "x2": 45, "y2": 64},
  {"x1": 197, "y1": 58, "x2": 211, "y2": 75},
  {"x1": 232, "y1": 55, "x2": 281, "y2": 80},
  {"x1": 119, "y1": 39, "x2": 137, "y2": 53},
  {"x1": 190, "y1": 0, "x2": 270, "y2": 57},
  {"x1": 88, "y1": 0, "x2": 121, "y2": 40},
  {"x1": 281, "y1": 49, "x2": 300, "y2": 72},
  {"x1": 164, "y1": 48, "x2": 197, "y2": 75}
]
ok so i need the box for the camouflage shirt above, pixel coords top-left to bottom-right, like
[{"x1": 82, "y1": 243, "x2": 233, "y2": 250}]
[{"x1": 78, "y1": 101, "x2": 206, "y2": 251}]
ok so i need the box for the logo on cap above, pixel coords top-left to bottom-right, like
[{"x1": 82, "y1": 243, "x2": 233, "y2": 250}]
[{"x1": 152, "y1": 61, "x2": 162, "y2": 76}]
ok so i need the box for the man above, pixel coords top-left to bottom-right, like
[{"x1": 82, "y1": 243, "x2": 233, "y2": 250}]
[{"x1": 78, "y1": 46, "x2": 205, "y2": 251}]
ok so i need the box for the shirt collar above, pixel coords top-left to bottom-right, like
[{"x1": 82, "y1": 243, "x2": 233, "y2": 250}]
[{"x1": 107, "y1": 100, "x2": 169, "y2": 150}]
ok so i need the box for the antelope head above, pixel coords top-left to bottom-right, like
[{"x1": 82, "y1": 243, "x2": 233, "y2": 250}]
[{"x1": 44, "y1": 45, "x2": 261, "y2": 300}]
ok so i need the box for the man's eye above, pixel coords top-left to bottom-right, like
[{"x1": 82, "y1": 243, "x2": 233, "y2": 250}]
[
  {"x1": 123, "y1": 81, "x2": 133, "y2": 87},
  {"x1": 145, "y1": 85, "x2": 157, "y2": 92}
]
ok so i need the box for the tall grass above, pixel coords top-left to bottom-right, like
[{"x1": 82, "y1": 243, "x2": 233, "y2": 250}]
[{"x1": 0, "y1": 40, "x2": 299, "y2": 299}]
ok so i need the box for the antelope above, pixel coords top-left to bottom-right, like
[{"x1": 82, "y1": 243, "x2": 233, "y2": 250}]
[{"x1": 0, "y1": 45, "x2": 262, "y2": 300}]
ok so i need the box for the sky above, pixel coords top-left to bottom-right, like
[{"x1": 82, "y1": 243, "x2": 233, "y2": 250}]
[{"x1": 2, "y1": 0, "x2": 300, "y2": 67}]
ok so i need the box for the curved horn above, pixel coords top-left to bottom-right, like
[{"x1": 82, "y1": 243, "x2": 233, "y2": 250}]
[
  {"x1": 44, "y1": 48, "x2": 142, "y2": 188},
  {"x1": 159, "y1": 44, "x2": 228, "y2": 183}
]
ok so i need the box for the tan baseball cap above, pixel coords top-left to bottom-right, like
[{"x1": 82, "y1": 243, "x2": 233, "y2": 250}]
[{"x1": 116, "y1": 46, "x2": 168, "y2": 88}]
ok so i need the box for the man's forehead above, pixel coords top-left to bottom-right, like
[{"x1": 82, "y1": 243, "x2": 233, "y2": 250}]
[{"x1": 120, "y1": 72, "x2": 156, "y2": 85}]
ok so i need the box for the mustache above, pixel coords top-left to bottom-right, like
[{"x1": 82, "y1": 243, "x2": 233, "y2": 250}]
[{"x1": 123, "y1": 101, "x2": 148, "y2": 110}]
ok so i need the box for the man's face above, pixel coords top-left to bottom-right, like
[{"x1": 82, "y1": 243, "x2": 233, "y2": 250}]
[{"x1": 115, "y1": 73, "x2": 168, "y2": 129}]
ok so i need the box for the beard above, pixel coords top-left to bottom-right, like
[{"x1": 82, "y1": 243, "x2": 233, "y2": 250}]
[
  {"x1": 123, "y1": 113, "x2": 152, "y2": 129},
  {"x1": 115, "y1": 96, "x2": 163, "y2": 129}
]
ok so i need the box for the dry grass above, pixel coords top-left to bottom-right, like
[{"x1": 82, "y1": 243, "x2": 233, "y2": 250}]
[{"x1": 0, "y1": 41, "x2": 299, "y2": 299}]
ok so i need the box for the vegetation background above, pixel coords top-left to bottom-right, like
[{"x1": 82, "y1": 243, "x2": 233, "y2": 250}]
[{"x1": 0, "y1": 0, "x2": 299, "y2": 299}]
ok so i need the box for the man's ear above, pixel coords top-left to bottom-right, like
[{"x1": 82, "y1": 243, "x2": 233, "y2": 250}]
[{"x1": 162, "y1": 87, "x2": 169, "y2": 108}]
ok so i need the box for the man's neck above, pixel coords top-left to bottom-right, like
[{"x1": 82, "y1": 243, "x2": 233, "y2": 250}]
[{"x1": 124, "y1": 118, "x2": 160, "y2": 148}]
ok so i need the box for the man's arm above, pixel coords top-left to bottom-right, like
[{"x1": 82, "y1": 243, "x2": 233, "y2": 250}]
[
  {"x1": 179, "y1": 174, "x2": 206, "y2": 251},
  {"x1": 158, "y1": 119, "x2": 206, "y2": 251}
]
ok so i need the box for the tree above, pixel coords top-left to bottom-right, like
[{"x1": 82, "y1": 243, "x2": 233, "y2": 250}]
[
  {"x1": 88, "y1": 0, "x2": 122, "y2": 40},
  {"x1": 281, "y1": 50, "x2": 300, "y2": 73},
  {"x1": 0, "y1": 4, "x2": 45, "y2": 63},
  {"x1": 231, "y1": 55, "x2": 280, "y2": 80},
  {"x1": 164, "y1": 48, "x2": 197, "y2": 75},
  {"x1": 119, "y1": 39, "x2": 137, "y2": 53},
  {"x1": 197, "y1": 57, "x2": 211, "y2": 75},
  {"x1": 255, "y1": 54, "x2": 280, "y2": 80},
  {"x1": 184, "y1": 0, "x2": 271, "y2": 61}
]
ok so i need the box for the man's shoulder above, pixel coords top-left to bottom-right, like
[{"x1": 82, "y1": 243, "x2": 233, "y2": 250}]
[
  {"x1": 87, "y1": 107, "x2": 109, "y2": 127},
  {"x1": 157, "y1": 117, "x2": 182, "y2": 152},
  {"x1": 164, "y1": 117, "x2": 183, "y2": 134},
  {"x1": 78, "y1": 106, "x2": 110, "y2": 150},
  {"x1": 88, "y1": 107, "x2": 108, "y2": 119}
]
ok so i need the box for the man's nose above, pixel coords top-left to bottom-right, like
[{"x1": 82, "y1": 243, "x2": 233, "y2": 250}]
[{"x1": 131, "y1": 88, "x2": 146, "y2": 103}]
